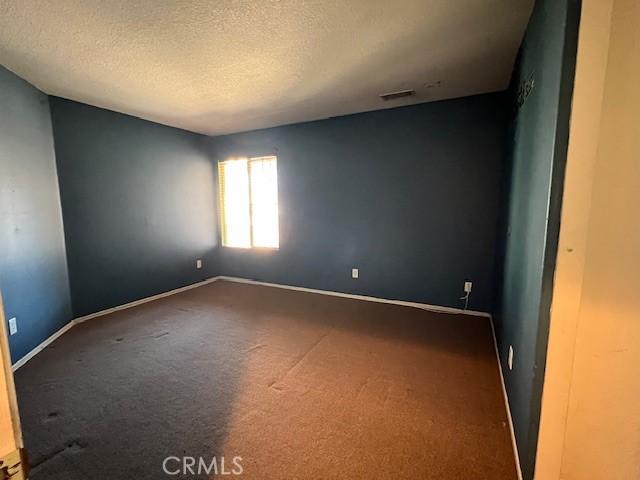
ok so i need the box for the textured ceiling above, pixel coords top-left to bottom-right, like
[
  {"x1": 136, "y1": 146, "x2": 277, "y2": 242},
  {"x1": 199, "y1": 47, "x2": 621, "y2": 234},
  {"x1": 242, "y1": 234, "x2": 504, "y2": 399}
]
[{"x1": 0, "y1": 1, "x2": 533, "y2": 136}]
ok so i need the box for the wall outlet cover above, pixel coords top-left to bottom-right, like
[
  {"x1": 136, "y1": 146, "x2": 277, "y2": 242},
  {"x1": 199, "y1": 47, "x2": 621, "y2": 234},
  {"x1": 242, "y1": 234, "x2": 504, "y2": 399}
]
[
  {"x1": 196, "y1": 259, "x2": 203, "y2": 269},
  {"x1": 464, "y1": 281, "x2": 473, "y2": 293},
  {"x1": 351, "y1": 268, "x2": 359, "y2": 279},
  {"x1": 508, "y1": 345, "x2": 514, "y2": 370},
  {"x1": 8, "y1": 317, "x2": 17, "y2": 336}
]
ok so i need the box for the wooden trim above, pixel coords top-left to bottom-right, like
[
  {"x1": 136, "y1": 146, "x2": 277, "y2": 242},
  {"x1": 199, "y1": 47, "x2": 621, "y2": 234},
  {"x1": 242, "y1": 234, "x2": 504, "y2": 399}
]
[
  {"x1": 0, "y1": 291, "x2": 23, "y2": 457},
  {"x1": 0, "y1": 447, "x2": 29, "y2": 480}
]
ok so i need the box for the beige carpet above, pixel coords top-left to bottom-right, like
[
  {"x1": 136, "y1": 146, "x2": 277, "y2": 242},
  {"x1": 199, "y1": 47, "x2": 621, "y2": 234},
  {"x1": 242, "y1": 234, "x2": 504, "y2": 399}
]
[{"x1": 15, "y1": 280, "x2": 517, "y2": 479}]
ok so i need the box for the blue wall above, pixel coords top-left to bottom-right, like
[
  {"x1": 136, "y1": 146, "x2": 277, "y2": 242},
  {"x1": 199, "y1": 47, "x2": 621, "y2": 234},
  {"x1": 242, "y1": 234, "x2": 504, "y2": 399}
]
[
  {"x1": 495, "y1": 0, "x2": 580, "y2": 478},
  {"x1": 0, "y1": 67, "x2": 73, "y2": 363},
  {"x1": 50, "y1": 99, "x2": 218, "y2": 317},
  {"x1": 45, "y1": 92, "x2": 507, "y2": 321},
  {"x1": 206, "y1": 94, "x2": 507, "y2": 312}
]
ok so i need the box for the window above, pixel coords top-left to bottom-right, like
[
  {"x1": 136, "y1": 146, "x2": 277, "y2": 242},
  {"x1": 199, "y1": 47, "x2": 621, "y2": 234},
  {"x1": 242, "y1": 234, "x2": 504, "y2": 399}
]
[{"x1": 218, "y1": 156, "x2": 279, "y2": 248}]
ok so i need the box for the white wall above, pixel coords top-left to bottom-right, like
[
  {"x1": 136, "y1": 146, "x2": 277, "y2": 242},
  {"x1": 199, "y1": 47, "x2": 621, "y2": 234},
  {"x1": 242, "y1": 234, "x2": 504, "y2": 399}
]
[{"x1": 536, "y1": 0, "x2": 640, "y2": 478}]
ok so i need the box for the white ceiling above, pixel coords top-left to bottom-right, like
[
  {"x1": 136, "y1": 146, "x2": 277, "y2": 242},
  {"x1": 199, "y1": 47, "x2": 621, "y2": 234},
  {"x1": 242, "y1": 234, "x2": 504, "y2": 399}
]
[{"x1": 0, "y1": 1, "x2": 533, "y2": 136}]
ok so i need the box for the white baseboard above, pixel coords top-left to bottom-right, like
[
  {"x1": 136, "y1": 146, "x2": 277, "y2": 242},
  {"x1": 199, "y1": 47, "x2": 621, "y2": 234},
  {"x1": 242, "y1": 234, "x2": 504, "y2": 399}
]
[
  {"x1": 73, "y1": 277, "x2": 219, "y2": 324},
  {"x1": 11, "y1": 321, "x2": 75, "y2": 372},
  {"x1": 12, "y1": 275, "x2": 490, "y2": 371},
  {"x1": 489, "y1": 317, "x2": 523, "y2": 480},
  {"x1": 217, "y1": 276, "x2": 491, "y2": 318},
  {"x1": 11, "y1": 277, "x2": 219, "y2": 370}
]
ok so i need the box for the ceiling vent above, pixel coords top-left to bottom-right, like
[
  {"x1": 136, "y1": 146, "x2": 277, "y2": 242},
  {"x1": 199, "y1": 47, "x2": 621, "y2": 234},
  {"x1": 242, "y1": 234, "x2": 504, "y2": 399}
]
[{"x1": 379, "y1": 89, "x2": 416, "y2": 101}]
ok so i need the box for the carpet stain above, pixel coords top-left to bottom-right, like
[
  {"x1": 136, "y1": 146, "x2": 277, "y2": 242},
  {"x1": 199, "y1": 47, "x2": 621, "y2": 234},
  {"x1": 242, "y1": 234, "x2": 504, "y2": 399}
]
[
  {"x1": 31, "y1": 439, "x2": 87, "y2": 471},
  {"x1": 268, "y1": 381, "x2": 284, "y2": 392},
  {"x1": 43, "y1": 411, "x2": 61, "y2": 423}
]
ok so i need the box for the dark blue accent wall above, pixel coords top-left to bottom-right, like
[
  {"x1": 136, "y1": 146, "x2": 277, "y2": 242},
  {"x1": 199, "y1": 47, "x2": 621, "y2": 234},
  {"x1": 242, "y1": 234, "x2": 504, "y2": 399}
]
[
  {"x1": 495, "y1": 0, "x2": 580, "y2": 478},
  {"x1": 206, "y1": 94, "x2": 507, "y2": 312},
  {"x1": 0, "y1": 67, "x2": 73, "y2": 363},
  {"x1": 50, "y1": 98, "x2": 218, "y2": 317}
]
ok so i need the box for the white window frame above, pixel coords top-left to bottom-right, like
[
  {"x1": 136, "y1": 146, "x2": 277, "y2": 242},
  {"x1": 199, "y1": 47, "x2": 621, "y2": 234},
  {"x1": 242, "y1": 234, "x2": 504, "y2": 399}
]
[{"x1": 218, "y1": 155, "x2": 279, "y2": 249}]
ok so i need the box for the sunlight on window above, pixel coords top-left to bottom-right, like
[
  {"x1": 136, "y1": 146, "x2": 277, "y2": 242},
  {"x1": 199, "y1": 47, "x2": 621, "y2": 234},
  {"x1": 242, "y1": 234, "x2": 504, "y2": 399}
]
[
  {"x1": 218, "y1": 156, "x2": 279, "y2": 249},
  {"x1": 218, "y1": 158, "x2": 251, "y2": 248},
  {"x1": 250, "y1": 157, "x2": 279, "y2": 248}
]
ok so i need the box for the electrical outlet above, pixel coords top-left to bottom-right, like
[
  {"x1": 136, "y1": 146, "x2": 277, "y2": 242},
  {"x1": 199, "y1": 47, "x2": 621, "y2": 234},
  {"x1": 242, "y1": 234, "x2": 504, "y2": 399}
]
[
  {"x1": 508, "y1": 345, "x2": 514, "y2": 370},
  {"x1": 351, "y1": 268, "x2": 359, "y2": 279},
  {"x1": 8, "y1": 317, "x2": 17, "y2": 336},
  {"x1": 196, "y1": 259, "x2": 203, "y2": 269},
  {"x1": 464, "y1": 281, "x2": 473, "y2": 293}
]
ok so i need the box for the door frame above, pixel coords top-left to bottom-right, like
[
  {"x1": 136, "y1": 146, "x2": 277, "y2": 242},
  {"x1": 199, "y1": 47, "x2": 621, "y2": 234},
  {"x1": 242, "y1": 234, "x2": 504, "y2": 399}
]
[{"x1": 0, "y1": 291, "x2": 28, "y2": 478}]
